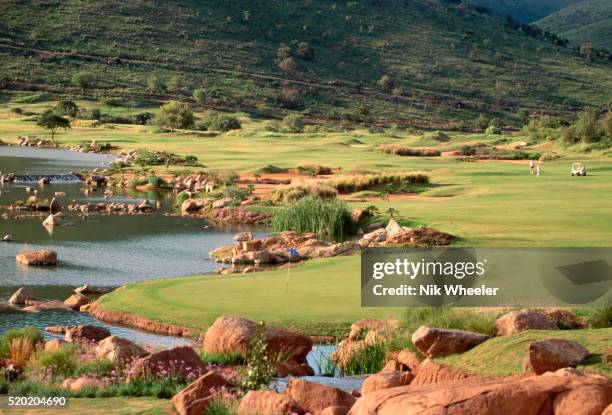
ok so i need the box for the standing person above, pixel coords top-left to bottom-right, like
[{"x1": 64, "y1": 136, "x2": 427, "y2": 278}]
[
  {"x1": 529, "y1": 160, "x2": 534, "y2": 175},
  {"x1": 536, "y1": 163, "x2": 540, "y2": 177}
]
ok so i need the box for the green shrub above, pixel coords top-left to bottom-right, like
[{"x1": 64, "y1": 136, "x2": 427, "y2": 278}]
[
  {"x1": 271, "y1": 183, "x2": 338, "y2": 204},
  {"x1": 378, "y1": 144, "x2": 441, "y2": 157},
  {"x1": 35, "y1": 347, "x2": 77, "y2": 378},
  {"x1": 485, "y1": 125, "x2": 502, "y2": 135},
  {"x1": 199, "y1": 351, "x2": 245, "y2": 366},
  {"x1": 73, "y1": 358, "x2": 115, "y2": 377},
  {"x1": 147, "y1": 176, "x2": 167, "y2": 188},
  {"x1": 198, "y1": 111, "x2": 241, "y2": 132},
  {"x1": 272, "y1": 196, "x2": 351, "y2": 239},
  {"x1": 403, "y1": 308, "x2": 500, "y2": 336},
  {"x1": 337, "y1": 341, "x2": 388, "y2": 376},
  {"x1": 296, "y1": 164, "x2": 333, "y2": 176},
  {"x1": 175, "y1": 191, "x2": 190, "y2": 206},
  {"x1": 55, "y1": 100, "x2": 78, "y2": 117},
  {"x1": 0, "y1": 327, "x2": 43, "y2": 358},
  {"x1": 240, "y1": 322, "x2": 276, "y2": 390},
  {"x1": 280, "y1": 114, "x2": 304, "y2": 133},
  {"x1": 588, "y1": 307, "x2": 612, "y2": 328}
]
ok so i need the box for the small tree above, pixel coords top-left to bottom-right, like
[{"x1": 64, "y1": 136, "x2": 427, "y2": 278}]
[
  {"x1": 147, "y1": 75, "x2": 166, "y2": 94},
  {"x1": 71, "y1": 71, "x2": 95, "y2": 93},
  {"x1": 156, "y1": 101, "x2": 194, "y2": 132},
  {"x1": 36, "y1": 110, "x2": 71, "y2": 141},
  {"x1": 278, "y1": 57, "x2": 297, "y2": 75},
  {"x1": 168, "y1": 75, "x2": 184, "y2": 95},
  {"x1": 376, "y1": 74, "x2": 393, "y2": 91},
  {"x1": 55, "y1": 100, "x2": 78, "y2": 117},
  {"x1": 574, "y1": 109, "x2": 599, "y2": 143},
  {"x1": 192, "y1": 88, "x2": 208, "y2": 104},
  {"x1": 280, "y1": 114, "x2": 304, "y2": 133}
]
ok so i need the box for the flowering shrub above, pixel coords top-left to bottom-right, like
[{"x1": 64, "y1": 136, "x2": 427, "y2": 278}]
[{"x1": 240, "y1": 322, "x2": 276, "y2": 390}]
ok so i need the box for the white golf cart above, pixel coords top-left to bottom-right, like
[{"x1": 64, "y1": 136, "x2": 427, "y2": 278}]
[{"x1": 571, "y1": 163, "x2": 587, "y2": 176}]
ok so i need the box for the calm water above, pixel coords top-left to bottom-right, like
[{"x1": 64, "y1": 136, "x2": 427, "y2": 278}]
[{"x1": 0, "y1": 146, "x2": 264, "y2": 346}]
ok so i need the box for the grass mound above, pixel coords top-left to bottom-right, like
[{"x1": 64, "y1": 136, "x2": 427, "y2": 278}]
[
  {"x1": 254, "y1": 164, "x2": 289, "y2": 174},
  {"x1": 438, "y1": 328, "x2": 612, "y2": 377}
]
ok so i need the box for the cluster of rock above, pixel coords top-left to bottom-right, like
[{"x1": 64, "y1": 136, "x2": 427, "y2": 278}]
[
  {"x1": 358, "y1": 218, "x2": 453, "y2": 247},
  {"x1": 69, "y1": 140, "x2": 112, "y2": 154},
  {"x1": 210, "y1": 231, "x2": 360, "y2": 272},
  {"x1": 67, "y1": 200, "x2": 153, "y2": 214},
  {"x1": 8, "y1": 285, "x2": 109, "y2": 312},
  {"x1": 0, "y1": 173, "x2": 16, "y2": 183},
  {"x1": 180, "y1": 197, "x2": 269, "y2": 225},
  {"x1": 174, "y1": 174, "x2": 216, "y2": 193},
  {"x1": 17, "y1": 136, "x2": 57, "y2": 147}
]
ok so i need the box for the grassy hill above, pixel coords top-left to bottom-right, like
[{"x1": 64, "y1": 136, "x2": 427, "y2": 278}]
[
  {"x1": 536, "y1": 0, "x2": 612, "y2": 50},
  {"x1": 0, "y1": 0, "x2": 610, "y2": 129},
  {"x1": 467, "y1": 0, "x2": 580, "y2": 22}
]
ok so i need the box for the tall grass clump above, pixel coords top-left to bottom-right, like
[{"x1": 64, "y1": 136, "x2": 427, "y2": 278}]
[
  {"x1": 587, "y1": 307, "x2": 612, "y2": 328},
  {"x1": 272, "y1": 196, "x2": 351, "y2": 239},
  {"x1": 324, "y1": 172, "x2": 429, "y2": 194},
  {"x1": 272, "y1": 182, "x2": 338, "y2": 203},
  {"x1": 378, "y1": 144, "x2": 441, "y2": 157},
  {"x1": 0, "y1": 326, "x2": 43, "y2": 359},
  {"x1": 296, "y1": 164, "x2": 333, "y2": 176},
  {"x1": 403, "y1": 308, "x2": 501, "y2": 336},
  {"x1": 336, "y1": 341, "x2": 388, "y2": 376}
]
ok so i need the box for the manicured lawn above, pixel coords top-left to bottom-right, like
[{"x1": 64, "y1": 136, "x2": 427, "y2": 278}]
[
  {"x1": 97, "y1": 256, "x2": 404, "y2": 337},
  {"x1": 438, "y1": 328, "x2": 612, "y2": 377},
  {"x1": 1, "y1": 397, "x2": 172, "y2": 414}
]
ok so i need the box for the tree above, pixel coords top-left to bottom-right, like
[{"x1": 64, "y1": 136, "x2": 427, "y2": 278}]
[
  {"x1": 55, "y1": 100, "x2": 78, "y2": 117},
  {"x1": 280, "y1": 114, "x2": 304, "y2": 133},
  {"x1": 147, "y1": 76, "x2": 166, "y2": 94},
  {"x1": 36, "y1": 110, "x2": 70, "y2": 141},
  {"x1": 168, "y1": 75, "x2": 184, "y2": 94},
  {"x1": 71, "y1": 71, "x2": 95, "y2": 93},
  {"x1": 192, "y1": 88, "x2": 208, "y2": 104},
  {"x1": 156, "y1": 101, "x2": 194, "y2": 132},
  {"x1": 376, "y1": 74, "x2": 392, "y2": 91},
  {"x1": 278, "y1": 57, "x2": 297, "y2": 75}
]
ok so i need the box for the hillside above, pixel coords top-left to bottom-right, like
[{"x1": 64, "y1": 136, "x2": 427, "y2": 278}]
[
  {"x1": 536, "y1": 0, "x2": 612, "y2": 50},
  {"x1": 466, "y1": 0, "x2": 580, "y2": 23},
  {"x1": 0, "y1": 0, "x2": 610, "y2": 129}
]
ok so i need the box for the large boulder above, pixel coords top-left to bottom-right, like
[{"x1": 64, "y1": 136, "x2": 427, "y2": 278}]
[
  {"x1": 8, "y1": 287, "x2": 35, "y2": 305},
  {"x1": 349, "y1": 368, "x2": 612, "y2": 415},
  {"x1": 285, "y1": 378, "x2": 356, "y2": 413},
  {"x1": 411, "y1": 325, "x2": 489, "y2": 358},
  {"x1": 63, "y1": 293, "x2": 90, "y2": 310},
  {"x1": 237, "y1": 390, "x2": 299, "y2": 415},
  {"x1": 16, "y1": 249, "x2": 57, "y2": 266},
  {"x1": 171, "y1": 372, "x2": 230, "y2": 415},
  {"x1": 65, "y1": 325, "x2": 111, "y2": 344},
  {"x1": 411, "y1": 359, "x2": 473, "y2": 386},
  {"x1": 203, "y1": 316, "x2": 312, "y2": 364},
  {"x1": 129, "y1": 346, "x2": 206, "y2": 380},
  {"x1": 361, "y1": 371, "x2": 414, "y2": 395},
  {"x1": 234, "y1": 232, "x2": 253, "y2": 242},
  {"x1": 320, "y1": 406, "x2": 351, "y2": 415},
  {"x1": 544, "y1": 309, "x2": 586, "y2": 330},
  {"x1": 96, "y1": 336, "x2": 148, "y2": 365},
  {"x1": 495, "y1": 309, "x2": 558, "y2": 336},
  {"x1": 528, "y1": 339, "x2": 590, "y2": 375}
]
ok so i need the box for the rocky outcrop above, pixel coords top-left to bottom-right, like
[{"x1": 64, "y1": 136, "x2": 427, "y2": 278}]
[
  {"x1": 286, "y1": 378, "x2": 356, "y2": 413},
  {"x1": 528, "y1": 339, "x2": 590, "y2": 375},
  {"x1": 65, "y1": 325, "x2": 111, "y2": 344},
  {"x1": 411, "y1": 359, "x2": 474, "y2": 386},
  {"x1": 544, "y1": 309, "x2": 586, "y2": 330},
  {"x1": 361, "y1": 371, "x2": 414, "y2": 395},
  {"x1": 348, "y1": 368, "x2": 612, "y2": 415},
  {"x1": 88, "y1": 304, "x2": 193, "y2": 337},
  {"x1": 237, "y1": 390, "x2": 300, "y2": 415},
  {"x1": 171, "y1": 372, "x2": 230, "y2": 415},
  {"x1": 495, "y1": 309, "x2": 558, "y2": 336},
  {"x1": 129, "y1": 346, "x2": 206, "y2": 380},
  {"x1": 8, "y1": 287, "x2": 35, "y2": 305},
  {"x1": 203, "y1": 316, "x2": 312, "y2": 365},
  {"x1": 359, "y1": 219, "x2": 452, "y2": 247},
  {"x1": 67, "y1": 201, "x2": 152, "y2": 215},
  {"x1": 15, "y1": 249, "x2": 57, "y2": 266},
  {"x1": 411, "y1": 325, "x2": 489, "y2": 358},
  {"x1": 96, "y1": 336, "x2": 148, "y2": 364}
]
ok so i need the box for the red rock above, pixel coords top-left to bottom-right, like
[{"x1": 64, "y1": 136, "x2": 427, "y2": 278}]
[
  {"x1": 88, "y1": 304, "x2": 192, "y2": 337},
  {"x1": 349, "y1": 368, "x2": 612, "y2": 415},
  {"x1": 411, "y1": 359, "x2": 473, "y2": 386},
  {"x1": 63, "y1": 293, "x2": 90, "y2": 310},
  {"x1": 495, "y1": 309, "x2": 557, "y2": 336},
  {"x1": 15, "y1": 249, "x2": 57, "y2": 266},
  {"x1": 171, "y1": 372, "x2": 229, "y2": 415},
  {"x1": 96, "y1": 336, "x2": 148, "y2": 364},
  {"x1": 528, "y1": 339, "x2": 589, "y2": 375},
  {"x1": 320, "y1": 406, "x2": 351, "y2": 415},
  {"x1": 8, "y1": 287, "x2": 35, "y2": 305},
  {"x1": 203, "y1": 316, "x2": 312, "y2": 364},
  {"x1": 553, "y1": 384, "x2": 612, "y2": 415},
  {"x1": 129, "y1": 346, "x2": 206, "y2": 380},
  {"x1": 411, "y1": 325, "x2": 489, "y2": 358},
  {"x1": 396, "y1": 349, "x2": 422, "y2": 373},
  {"x1": 44, "y1": 338, "x2": 66, "y2": 351},
  {"x1": 237, "y1": 390, "x2": 299, "y2": 415},
  {"x1": 276, "y1": 361, "x2": 314, "y2": 378},
  {"x1": 64, "y1": 325, "x2": 111, "y2": 344},
  {"x1": 544, "y1": 309, "x2": 586, "y2": 329},
  {"x1": 361, "y1": 371, "x2": 414, "y2": 395},
  {"x1": 285, "y1": 378, "x2": 355, "y2": 413}
]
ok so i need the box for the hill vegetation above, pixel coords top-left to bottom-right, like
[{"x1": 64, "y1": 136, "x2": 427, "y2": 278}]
[
  {"x1": 536, "y1": 0, "x2": 612, "y2": 50},
  {"x1": 0, "y1": 0, "x2": 610, "y2": 129},
  {"x1": 466, "y1": 0, "x2": 580, "y2": 23}
]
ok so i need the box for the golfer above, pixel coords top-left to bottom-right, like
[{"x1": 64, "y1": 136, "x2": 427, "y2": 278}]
[{"x1": 529, "y1": 160, "x2": 534, "y2": 175}]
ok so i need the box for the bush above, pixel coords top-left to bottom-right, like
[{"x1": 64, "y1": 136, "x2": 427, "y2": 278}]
[
  {"x1": 192, "y1": 88, "x2": 208, "y2": 104},
  {"x1": 147, "y1": 176, "x2": 167, "y2": 188},
  {"x1": 485, "y1": 125, "x2": 502, "y2": 135},
  {"x1": 131, "y1": 112, "x2": 154, "y2": 125},
  {"x1": 588, "y1": 307, "x2": 612, "y2": 328},
  {"x1": 272, "y1": 183, "x2": 338, "y2": 204},
  {"x1": 324, "y1": 172, "x2": 429, "y2": 194},
  {"x1": 280, "y1": 114, "x2": 304, "y2": 133},
  {"x1": 55, "y1": 100, "x2": 78, "y2": 117},
  {"x1": 378, "y1": 144, "x2": 441, "y2": 157},
  {"x1": 198, "y1": 111, "x2": 241, "y2": 132},
  {"x1": 156, "y1": 101, "x2": 194, "y2": 131},
  {"x1": 296, "y1": 164, "x2": 332, "y2": 176},
  {"x1": 336, "y1": 341, "x2": 388, "y2": 376},
  {"x1": 175, "y1": 191, "x2": 190, "y2": 206},
  {"x1": 240, "y1": 322, "x2": 276, "y2": 391},
  {"x1": 0, "y1": 327, "x2": 43, "y2": 358},
  {"x1": 35, "y1": 347, "x2": 77, "y2": 378},
  {"x1": 272, "y1": 196, "x2": 351, "y2": 239}
]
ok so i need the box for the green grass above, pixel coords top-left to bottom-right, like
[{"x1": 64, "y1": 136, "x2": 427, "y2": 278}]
[
  {"x1": 0, "y1": 0, "x2": 610, "y2": 126},
  {"x1": 96, "y1": 256, "x2": 404, "y2": 338},
  {"x1": 438, "y1": 328, "x2": 612, "y2": 377},
  {"x1": 0, "y1": 397, "x2": 171, "y2": 415}
]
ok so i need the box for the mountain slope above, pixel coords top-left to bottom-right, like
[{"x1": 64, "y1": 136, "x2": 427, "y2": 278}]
[
  {"x1": 466, "y1": 0, "x2": 580, "y2": 23},
  {"x1": 536, "y1": 0, "x2": 612, "y2": 50},
  {"x1": 0, "y1": 0, "x2": 610, "y2": 128}
]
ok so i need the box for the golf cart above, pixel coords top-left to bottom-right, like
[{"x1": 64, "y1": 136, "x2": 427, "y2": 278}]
[{"x1": 571, "y1": 163, "x2": 587, "y2": 176}]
